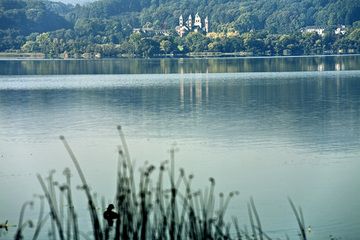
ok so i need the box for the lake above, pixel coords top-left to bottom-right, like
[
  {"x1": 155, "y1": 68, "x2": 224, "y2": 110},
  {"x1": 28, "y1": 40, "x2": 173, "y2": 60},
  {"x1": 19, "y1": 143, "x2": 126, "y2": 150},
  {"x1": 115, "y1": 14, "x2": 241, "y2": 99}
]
[{"x1": 0, "y1": 55, "x2": 359, "y2": 239}]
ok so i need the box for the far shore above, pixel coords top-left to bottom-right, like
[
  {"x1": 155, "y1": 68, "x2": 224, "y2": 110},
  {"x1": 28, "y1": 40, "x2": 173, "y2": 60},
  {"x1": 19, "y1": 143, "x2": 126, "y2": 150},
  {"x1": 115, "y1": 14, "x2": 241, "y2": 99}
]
[{"x1": 1, "y1": 51, "x2": 360, "y2": 60}]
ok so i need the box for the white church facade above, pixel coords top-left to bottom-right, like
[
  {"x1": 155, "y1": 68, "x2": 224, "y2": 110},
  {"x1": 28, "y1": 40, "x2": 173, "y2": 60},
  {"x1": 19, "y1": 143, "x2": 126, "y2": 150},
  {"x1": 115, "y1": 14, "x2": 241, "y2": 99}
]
[{"x1": 175, "y1": 13, "x2": 209, "y2": 37}]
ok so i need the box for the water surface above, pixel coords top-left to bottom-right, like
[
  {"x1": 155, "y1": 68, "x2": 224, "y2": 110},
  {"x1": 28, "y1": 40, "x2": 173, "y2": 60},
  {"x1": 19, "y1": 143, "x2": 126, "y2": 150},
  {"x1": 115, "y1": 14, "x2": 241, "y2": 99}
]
[{"x1": 0, "y1": 56, "x2": 360, "y2": 239}]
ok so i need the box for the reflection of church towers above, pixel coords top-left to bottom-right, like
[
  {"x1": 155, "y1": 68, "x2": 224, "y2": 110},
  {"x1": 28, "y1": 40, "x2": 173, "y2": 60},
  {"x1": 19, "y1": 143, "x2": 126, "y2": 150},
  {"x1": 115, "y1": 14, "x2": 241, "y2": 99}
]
[{"x1": 178, "y1": 77, "x2": 210, "y2": 108}]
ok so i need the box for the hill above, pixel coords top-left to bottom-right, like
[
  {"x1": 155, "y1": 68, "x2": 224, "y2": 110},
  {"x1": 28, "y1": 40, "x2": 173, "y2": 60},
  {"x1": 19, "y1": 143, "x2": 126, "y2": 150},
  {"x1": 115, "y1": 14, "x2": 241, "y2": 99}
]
[
  {"x1": 72, "y1": 0, "x2": 360, "y2": 33},
  {"x1": 1, "y1": 0, "x2": 360, "y2": 56}
]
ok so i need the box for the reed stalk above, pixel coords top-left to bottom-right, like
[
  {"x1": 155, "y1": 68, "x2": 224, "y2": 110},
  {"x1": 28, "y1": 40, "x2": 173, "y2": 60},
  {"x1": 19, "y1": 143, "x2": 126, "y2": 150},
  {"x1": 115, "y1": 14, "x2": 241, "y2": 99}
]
[
  {"x1": 60, "y1": 136, "x2": 103, "y2": 240},
  {"x1": 37, "y1": 174, "x2": 65, "y2": 240},
  {"x1": 288, "y1": 198, "x2": 307, "y2": 240},
  {"x1": 31, "y1": 195, "x2": 45, "y2": 240}
]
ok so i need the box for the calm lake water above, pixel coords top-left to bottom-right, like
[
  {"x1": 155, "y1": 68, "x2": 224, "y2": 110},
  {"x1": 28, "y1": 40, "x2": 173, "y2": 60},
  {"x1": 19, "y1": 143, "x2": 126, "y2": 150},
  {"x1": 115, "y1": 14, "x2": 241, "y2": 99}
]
[{"x1": 0, "y1": 56, "x2": 360, "y2": 239}]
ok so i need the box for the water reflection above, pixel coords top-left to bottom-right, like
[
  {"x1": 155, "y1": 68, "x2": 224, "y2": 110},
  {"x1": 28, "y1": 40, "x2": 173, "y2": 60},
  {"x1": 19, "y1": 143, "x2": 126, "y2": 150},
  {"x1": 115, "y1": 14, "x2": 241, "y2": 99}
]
[
  {"x1": 1, "y1": 72, "x2": 359, "y2": 152},
  {"x1": 0, "y1": 67, "x2": 360, "y2": 239},
  {"x1": 0, "y1": 55, "x2": 360, "y2": 75}
]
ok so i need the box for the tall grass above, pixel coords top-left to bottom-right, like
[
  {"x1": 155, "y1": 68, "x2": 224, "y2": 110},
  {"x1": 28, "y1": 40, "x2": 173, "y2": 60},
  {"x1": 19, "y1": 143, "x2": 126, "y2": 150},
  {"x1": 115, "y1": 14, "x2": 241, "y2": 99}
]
[{"x1": 16, "y1": 126, "x2": 310, "y2": 240}]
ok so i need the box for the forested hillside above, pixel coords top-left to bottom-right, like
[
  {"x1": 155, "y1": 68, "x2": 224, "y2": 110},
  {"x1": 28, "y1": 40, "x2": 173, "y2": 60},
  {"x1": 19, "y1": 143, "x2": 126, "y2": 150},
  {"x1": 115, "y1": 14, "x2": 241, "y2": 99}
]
[
  {"x1": 71, "y1": 0, "x2": 360, "y2": 33},
  {"x1": 1, "y1": 0, "x2": 360, "y2": 56}
]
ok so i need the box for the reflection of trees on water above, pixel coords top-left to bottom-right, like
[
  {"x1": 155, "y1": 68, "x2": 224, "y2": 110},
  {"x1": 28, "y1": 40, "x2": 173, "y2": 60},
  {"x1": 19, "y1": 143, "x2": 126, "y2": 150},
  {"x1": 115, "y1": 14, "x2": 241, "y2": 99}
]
[
  {"x1": 1, "y1": 74, "x2": 358, "y2": 115},
  {"x1": 0, "y1": 56, "x2": 360, "y2": 75},
  {"x1": 0, "y1": 72, "x2": 359, "y2": 149}
]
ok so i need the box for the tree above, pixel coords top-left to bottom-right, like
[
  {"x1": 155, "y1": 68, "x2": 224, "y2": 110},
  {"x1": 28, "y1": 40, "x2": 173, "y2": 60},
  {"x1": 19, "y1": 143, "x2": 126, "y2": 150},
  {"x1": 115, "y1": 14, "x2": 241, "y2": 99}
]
[
  {"x1": 138, "y1": 38, "x2": 160, "y2": 57},
  {"x1": 185, "y1": 32, "x2": 209, "y2": 52},
  {"x1": 160, "y1": 39, "x2": 174, "y2": 54},
  {"x1": 234, "y1": 13, "x2": 261, "y2": 33},
  {"x1": 242, "y1": 33, "x2": 265, "y2": 54}
]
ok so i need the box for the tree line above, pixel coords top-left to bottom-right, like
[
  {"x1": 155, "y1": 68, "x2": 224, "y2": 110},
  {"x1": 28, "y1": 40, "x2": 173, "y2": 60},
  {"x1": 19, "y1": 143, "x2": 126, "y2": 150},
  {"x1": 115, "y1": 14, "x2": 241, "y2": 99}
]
[{"x1": 18, "y1": 26, "x2": 360, "y2": 58}]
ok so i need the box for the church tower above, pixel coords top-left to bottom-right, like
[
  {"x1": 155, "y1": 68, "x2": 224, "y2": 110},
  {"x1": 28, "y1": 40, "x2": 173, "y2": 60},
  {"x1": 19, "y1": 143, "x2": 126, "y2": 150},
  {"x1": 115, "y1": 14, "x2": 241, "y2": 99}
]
[
  {"x1": 188, "y1": 15, "x2": 192, "y2": 29},
  {"x1": 179, "y1": 15, "x2": 183, "y2": 27},
  {"x1": 194, "y1": 13, "x2": 202, "y2": 28},
  {"x1": 205, "y1": 16, "x2": 209, "y2": 33}
]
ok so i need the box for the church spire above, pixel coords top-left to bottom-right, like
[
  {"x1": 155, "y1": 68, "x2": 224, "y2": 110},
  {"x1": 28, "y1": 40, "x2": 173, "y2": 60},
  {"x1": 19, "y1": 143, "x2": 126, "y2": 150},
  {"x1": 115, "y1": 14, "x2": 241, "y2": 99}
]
[
  {"x1": 188, "y1": 14, "x2": 192, "y2": 29},
  {"x1": 179, "y1": 15, "x2": 183, "y2": 26},
  {"x1": 205, "y1": 16, "x2": 209, "y2": 33},
  {"x1": 194, "y1": 13, "x2": 202, "y2": 28}
]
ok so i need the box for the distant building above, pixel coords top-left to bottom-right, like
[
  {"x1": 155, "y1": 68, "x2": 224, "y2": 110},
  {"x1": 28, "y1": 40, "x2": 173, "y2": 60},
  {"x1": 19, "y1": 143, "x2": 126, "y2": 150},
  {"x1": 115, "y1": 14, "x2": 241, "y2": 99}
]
[
  {"x1": 175, "y1": 15, "x2": 189, "y2": 37},
  {"x1": 301, "y1": 25, "x2": 347, "y2": 37},
  {"x1": 335, "y1": 25, "x2": 346, "y2": 35},
  {"x1": 301, "y1": 26, "x2": 325, "y2": 36},
  {"x1": 132, "y1": 27, "x2": 170, "y2": 36},
  {"x1": 205, "y1": 16, "x2": 209, "y2": 33},
  {"x1": 188, "y1": 15, "x2": 192, "y2": 30},
  {"x1": 194, "y1": 13, "x2": 202, "y2": 28},
  {"x1": 175, "y1": 13, "x2": 209, "y2": 37},
  {"x1": 179, "y1": 15, "x2": 184, "y2": 27}
]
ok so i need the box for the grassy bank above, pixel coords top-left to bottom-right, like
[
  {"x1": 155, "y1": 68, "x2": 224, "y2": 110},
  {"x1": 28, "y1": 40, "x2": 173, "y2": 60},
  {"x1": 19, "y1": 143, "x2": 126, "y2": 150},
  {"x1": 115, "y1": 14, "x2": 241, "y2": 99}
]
[{"x1": 0, "y1": 52, "x2": 45, "y2": 59}]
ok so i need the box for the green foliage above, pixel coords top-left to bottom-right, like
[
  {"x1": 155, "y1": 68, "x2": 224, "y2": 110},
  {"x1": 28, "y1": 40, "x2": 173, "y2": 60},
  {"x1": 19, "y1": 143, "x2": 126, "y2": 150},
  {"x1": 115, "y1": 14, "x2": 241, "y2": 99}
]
[
  {"x1": 348, "y1": 28, "x2": 360, "y2": 41},
  {"x1": 160, "y1": 39, "x2": 175, "y2": 54},
  {"x1": 185, "y1": 32, "x2": 209, "y2": 52},
  {"x1": 0, "y1": 0, "x2": 71, "y2": 34},
  {"x1": 234, "y1": 13, "x2": 261, "y2": 32},
  {"x1": 315, "y1": 0, "x2": 360, "y2": 25}
]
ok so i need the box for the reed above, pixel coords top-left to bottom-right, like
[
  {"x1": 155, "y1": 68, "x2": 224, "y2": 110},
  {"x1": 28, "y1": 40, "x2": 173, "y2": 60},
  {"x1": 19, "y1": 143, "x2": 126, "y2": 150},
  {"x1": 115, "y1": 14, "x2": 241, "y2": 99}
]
[
  {"x1": 31, "y1": 195, "x2": 49, "y2": 240},
  {"x1": 15, "y1": 126, "x2": 312, "y2": 240},
  {"x1": 63, "y1": 168, "x2": 79, "y2": 240},
  {"x1": 14, "y1": 201, "x2": 33, "y2": 240},
  {"x1": 37, "y1": 174, "x2": 65, "y2": 240},
  {"x1": 60, "y1": 135, "x2": 103, "y2": 240},
  {"x1": 288, "y1": 198, "x2": 307, "y2": 240}
]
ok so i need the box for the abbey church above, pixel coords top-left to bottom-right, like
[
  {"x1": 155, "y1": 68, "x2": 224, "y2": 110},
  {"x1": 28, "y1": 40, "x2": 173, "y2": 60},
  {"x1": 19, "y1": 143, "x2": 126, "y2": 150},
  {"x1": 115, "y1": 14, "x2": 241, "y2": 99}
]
[{"x1": 175, "y1": 13, "x2": 209, "y2": 37}]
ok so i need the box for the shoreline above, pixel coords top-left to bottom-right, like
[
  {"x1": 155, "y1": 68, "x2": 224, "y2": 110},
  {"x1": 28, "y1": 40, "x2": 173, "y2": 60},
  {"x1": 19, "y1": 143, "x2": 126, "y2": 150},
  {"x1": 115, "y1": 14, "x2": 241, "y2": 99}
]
[{"x1": 1, "y1": 52, "x2": 360, "y2": 60}]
